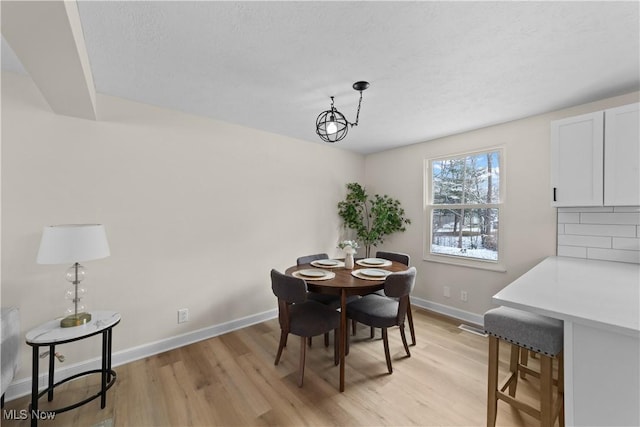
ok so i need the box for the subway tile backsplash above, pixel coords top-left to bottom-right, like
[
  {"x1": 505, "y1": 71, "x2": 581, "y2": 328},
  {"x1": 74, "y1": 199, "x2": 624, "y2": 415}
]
[{"x1": 557, "y1": 206, "x2": 640, "y2": 264}]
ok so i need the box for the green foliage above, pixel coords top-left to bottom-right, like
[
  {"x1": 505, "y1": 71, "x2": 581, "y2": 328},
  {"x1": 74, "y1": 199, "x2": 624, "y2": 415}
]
[{"x1": 337, "y1": 182, "x2": 411, "y2": 257}]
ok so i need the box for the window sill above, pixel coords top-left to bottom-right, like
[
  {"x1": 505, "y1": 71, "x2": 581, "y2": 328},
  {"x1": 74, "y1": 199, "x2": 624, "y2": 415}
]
[{"x1": 423, "y1": 254, "x2": 507, "y2": 272}]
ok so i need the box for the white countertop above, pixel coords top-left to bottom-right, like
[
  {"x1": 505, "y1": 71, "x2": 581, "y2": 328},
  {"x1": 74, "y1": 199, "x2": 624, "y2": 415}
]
[{"x1": 493, "y1": 256, "x2": 639, "y2": 337}]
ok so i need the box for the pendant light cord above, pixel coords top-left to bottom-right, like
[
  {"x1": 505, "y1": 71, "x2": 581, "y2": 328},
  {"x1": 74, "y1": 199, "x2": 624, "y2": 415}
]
[{"x1": 351, "y1": 90, "x2": 364, "y2": 128}]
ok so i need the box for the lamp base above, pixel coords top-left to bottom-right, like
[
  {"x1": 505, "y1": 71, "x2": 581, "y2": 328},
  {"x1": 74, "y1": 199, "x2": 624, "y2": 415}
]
[{"x1": 60, "y1": 312, "x2": 92, "y2": 328}]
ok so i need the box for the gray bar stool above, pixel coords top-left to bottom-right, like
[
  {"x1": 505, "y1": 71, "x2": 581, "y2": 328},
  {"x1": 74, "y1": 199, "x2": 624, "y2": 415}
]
[{"x1": 484, "y1": 306, "x2": 564, "y2": 427}]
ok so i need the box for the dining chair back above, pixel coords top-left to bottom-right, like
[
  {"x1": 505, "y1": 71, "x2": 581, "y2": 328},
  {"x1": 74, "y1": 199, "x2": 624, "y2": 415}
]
[
  {"x1": 270, "y1": 269, "x2": 340, "y2": 387},
  {"x1": 295, "y1": 253, "x2": 342, "y2": 346},
  {"x1": 375, "y1": 251, "x2": 410, "y2": 266},
  {"x1": 346, "y1": 267, "x2": 417, "y2": 374},
  {"x1": 296, "y1": 253, "x2": 329, "y2": 266}
]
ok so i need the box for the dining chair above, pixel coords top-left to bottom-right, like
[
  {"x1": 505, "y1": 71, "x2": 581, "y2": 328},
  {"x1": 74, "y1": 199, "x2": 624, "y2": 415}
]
[
  {"x1": 346, "y1": 267, "x2": 416, "y2": 374},
  {"x1": 357, "y1": 251, "x2": 416, "y2": 346},
  {"x1": 296, "y1": 253, "x2": 342, "y2": 306},
  {"x1": 271, "y1": 269, "x2": 340, "y2": 387},
  {"x1": 296, "y1": 253, "x2": 340, "y2": 347}
]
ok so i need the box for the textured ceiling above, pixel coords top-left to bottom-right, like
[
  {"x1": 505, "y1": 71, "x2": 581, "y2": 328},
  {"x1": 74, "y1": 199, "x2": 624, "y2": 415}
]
[{"x1": 3, "y1": 1, "x2": 639, "y2": 154}]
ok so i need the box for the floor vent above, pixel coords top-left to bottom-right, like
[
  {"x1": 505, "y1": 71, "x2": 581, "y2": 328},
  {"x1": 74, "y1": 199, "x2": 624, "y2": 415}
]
[{"x1": 458, "y1": 324, "x2": 487, "y2": 337}]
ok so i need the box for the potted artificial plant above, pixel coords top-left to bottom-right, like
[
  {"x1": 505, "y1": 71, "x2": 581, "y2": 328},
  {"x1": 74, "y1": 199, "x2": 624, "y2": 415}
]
[{"x1": 337, "y1": 182, "x2": 411, "y2": 258}]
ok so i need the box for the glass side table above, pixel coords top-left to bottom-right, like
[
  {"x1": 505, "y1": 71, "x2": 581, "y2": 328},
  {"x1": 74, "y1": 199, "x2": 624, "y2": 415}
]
[{"x1": 25, "y1": 311, "x2": 120, "y2": 427}]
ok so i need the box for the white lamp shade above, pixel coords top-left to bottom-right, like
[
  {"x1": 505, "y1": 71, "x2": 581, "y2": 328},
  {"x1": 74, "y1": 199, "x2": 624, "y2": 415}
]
[{"x1": 37, "y1": 224, "x2": 110, "y2": 264}]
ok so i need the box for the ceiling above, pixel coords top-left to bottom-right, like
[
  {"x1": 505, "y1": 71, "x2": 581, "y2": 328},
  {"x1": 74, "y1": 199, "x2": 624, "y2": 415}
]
[{"x1": 2, "y1": 1, "x2": 639, "y2": 154}]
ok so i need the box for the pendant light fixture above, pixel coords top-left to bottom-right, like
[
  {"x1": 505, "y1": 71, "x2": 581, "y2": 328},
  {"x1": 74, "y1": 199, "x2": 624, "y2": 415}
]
[{"x1": 316, "y1": 81, "x2": 369, "y2": 143}]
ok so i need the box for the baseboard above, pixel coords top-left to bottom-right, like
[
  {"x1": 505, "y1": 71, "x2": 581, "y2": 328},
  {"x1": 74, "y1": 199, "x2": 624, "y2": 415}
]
[
  {"x1": 6, "y1": 298, "x2": 482, "y2": 402},
  {"x1": 4, "y1": 308, "x2": 278, "y2": 402},
  {"x1": 410, "y1": 296, "x2": 484, "y2": 327}
]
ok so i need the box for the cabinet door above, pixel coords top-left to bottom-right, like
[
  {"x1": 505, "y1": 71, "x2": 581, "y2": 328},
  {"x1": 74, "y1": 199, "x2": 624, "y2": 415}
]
[
  {"x1": 604, "y1": 103, "x2": 640, "y2": 206},
  {"x1": 551, "y1": 111, "x2": 604, "y2": 206}
]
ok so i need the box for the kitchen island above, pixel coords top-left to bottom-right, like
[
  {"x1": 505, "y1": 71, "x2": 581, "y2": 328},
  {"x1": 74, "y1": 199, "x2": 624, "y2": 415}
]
[{"x1": 493, "y1": 256, "x2": 639, "y2": 426}]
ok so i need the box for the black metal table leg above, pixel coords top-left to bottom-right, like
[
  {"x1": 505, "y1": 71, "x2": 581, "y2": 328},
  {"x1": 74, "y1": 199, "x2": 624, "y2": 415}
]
[
  {"x1": 31, "y1": 345, "x2": 39, "y2": 427},
  {"x1": 107, "y1": 328, "x2": 113, "y2": 382},
  {"x1": 101, "y1": 331, "x2": 107, "y2": 408},
  {"x1": 47, "y1": 344, "x2": 55, "y2": 402}
]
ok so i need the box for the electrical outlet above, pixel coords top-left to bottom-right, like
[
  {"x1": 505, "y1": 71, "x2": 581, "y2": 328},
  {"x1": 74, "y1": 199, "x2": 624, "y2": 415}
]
[
  {"x1": 443, "y1": 286, "x2": 450, "y2": 298},
  {"x1": 460, "y1": 291, "x2": 468, "y2": 302},
  {"x1": 178, "y1": 308, "x2": 189, "y2": 323}
]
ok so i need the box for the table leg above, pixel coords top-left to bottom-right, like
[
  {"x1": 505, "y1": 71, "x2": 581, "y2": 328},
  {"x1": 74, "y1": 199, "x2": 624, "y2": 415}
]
[
  {"x1": 107, "y1": 328, "x2": 113, "y2": 382},
  {"x1": 31, "y1": 346, "x2": 39, "y2": 427},
  {"x1": 101, "y1": 331, "x2": 107, "y2": 408},
  {"x1": 340, "y1": 290, "x2": 346, "y2": 392},
  {"x1": 47, "y1": 345, "x2": 55, "y2": 402}
]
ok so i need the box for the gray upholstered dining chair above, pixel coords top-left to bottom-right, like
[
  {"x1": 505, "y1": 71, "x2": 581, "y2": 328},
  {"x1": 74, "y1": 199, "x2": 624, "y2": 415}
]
[
  {"x1": 271, "y1": 269, "x2": 340, "y2": 387},
  {"x1": 296, "y1": 253, "x2": 340, "y2": 347},
  {"x1": 296, "y1": 253, "x2": 342, "y2": 309},
  {"x1": 346, "y1": 267, "x2": 416, "y2": 374},
  {"x1": 356, "y1": 251, "x2": 416, "y2": 346}
]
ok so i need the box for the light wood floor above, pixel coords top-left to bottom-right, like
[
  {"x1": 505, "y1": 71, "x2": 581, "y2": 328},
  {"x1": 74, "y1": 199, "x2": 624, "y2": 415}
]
[{"x1": 2, "y1": 308, "x2": 561, "y2": 426}]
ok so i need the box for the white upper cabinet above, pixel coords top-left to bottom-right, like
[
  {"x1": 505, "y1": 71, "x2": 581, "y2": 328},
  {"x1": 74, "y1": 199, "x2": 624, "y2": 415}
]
[
  {"x1": 551, "y1": 111, "x2": 604, "y2": 206},
  {"x1": 551, "y1": 103, "x2": 639, "y2": 207},
  {"x1": 604, "y1": 103, "x2": 640, "y2": 206}
]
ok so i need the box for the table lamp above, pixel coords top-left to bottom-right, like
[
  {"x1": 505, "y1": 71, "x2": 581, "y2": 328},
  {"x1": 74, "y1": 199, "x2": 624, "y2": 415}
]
[{"x1": 37, "y1": 224, "x2": 110, "y2": 327}]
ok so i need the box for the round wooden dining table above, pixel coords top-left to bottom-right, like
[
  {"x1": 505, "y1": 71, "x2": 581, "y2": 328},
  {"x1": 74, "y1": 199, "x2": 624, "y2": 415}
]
[{"x1": 285, "y1": 259, "x2": 409, "y2": 392}]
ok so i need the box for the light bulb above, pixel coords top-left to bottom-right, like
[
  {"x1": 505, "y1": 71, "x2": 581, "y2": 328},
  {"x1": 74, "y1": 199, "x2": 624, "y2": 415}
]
[{"x1": 326, "y1": 121, "x2": 338, "y2": 135}]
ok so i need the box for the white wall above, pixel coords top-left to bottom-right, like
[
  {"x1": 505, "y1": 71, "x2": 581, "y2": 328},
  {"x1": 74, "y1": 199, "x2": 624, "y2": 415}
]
[
  {"x1": 3, "y1": 70, "x2": 638, "y2": 398},
  {"x1": 1, "y1": 72, "x2": 365, "y2": 388},
  {"x1": 366, "y1": 91, "x2": 640, "y2": 320}
]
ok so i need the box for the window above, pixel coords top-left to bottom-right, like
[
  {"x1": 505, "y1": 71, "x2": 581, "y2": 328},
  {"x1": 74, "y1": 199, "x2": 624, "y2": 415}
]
[{"x1": 425, "y1": 148, "x2": 504, "y2": 270}]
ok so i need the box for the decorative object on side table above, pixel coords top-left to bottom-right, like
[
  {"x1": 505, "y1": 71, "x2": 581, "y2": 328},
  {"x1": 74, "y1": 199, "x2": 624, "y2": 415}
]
[
  {"x1": 37, "y1": 224, "x2": 110, "y2": 327},
  {"x1": 337, "y1": 182, "x2": 411, "y2": 257},
  {"x1": 338, "y1": 240, "x2": 359, "y2": 269}
]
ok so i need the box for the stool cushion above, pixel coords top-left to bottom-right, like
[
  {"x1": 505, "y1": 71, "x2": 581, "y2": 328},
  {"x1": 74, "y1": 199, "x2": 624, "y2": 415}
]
[{"x1": 484, "y1": 307, "x2": 563, "y2": 356}]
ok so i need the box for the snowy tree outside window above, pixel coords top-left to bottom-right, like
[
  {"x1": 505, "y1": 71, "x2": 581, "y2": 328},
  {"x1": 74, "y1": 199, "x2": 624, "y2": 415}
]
[{"x1": 426, "y1": 149, "x2": 502, "y2": 263}]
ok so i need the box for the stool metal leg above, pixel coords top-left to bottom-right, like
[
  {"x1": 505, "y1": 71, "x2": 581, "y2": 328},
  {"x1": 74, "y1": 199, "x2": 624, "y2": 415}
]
[{"x1": 487, "y1": 336, "x2": 499, "y2": 427}]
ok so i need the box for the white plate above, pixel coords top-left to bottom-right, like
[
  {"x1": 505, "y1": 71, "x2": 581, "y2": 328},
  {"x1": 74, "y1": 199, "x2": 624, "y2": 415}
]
[
  {"x1": 297, "y1": 269, "x2": 327, "y2": 278},
  {"x1": 358, "y1": 268, "x2": 388, "y2": 278},
  {"x1": 311, "y1": 259, "x2": 345, "y2": 268},
  {"x1": 315, "y1": 259, "x2": 339, "y2": 266},
  {"x1": 356, "y1": 258, "x2": 392, "y2": 267},
  {"x1": 293, "y1": 270, "x2": 335, "y2": 281},
  {"x1": 361, "y1": 258, "x2": 386, "y2": 265}
]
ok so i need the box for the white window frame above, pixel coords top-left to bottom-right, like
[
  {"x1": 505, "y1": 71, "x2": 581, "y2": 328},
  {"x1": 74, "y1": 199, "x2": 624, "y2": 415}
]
[{"x1": 423, "y1": 147, "x2": 506, "y2": 272}]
